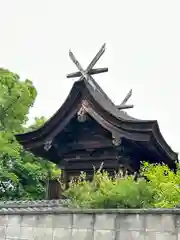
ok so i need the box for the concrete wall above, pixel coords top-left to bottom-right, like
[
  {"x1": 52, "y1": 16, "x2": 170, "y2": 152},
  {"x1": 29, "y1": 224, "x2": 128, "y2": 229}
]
[{"x1": 0, "y1": 200, "x2": 179, "y2": 239}]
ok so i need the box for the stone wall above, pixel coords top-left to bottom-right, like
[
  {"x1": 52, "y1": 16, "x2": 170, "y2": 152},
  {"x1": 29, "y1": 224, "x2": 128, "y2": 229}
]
[{"x1": 0, "y1": 200, "x2": 179, "y2": 239}]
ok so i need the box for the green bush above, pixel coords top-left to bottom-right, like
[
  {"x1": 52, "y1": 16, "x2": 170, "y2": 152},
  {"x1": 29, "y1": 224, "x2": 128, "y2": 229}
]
[
  {"x1": 141, "y1": 162, "x2": 180, "y2": 208},
  {"x1": 64, "y1": 162, "x2": 180, "y2": 209}
]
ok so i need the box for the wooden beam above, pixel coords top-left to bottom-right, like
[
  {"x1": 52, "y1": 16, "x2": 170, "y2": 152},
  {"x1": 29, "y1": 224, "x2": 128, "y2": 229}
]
[
  {"x1": 116, "y1": 104, "x2": 134, "y2": 110},
  {"x1": 64, "y1": 156, "x2": 120, "y2": 162},
  {"x1": 69, "y1": 50, "x2": 89, "y2": 81},
  {"x1": 66, "y1": 67, "x2": 108, "y2": 78},
  {"x1": 120, "y1": 89, "x2": 132, "y2": 105},
  {"x1": 62, "y1": 169, "x2": 68, "y2": 190},
  {"x1": 78, "y1": 43, "x2": 106, "y2": 81},
  {"x1": 87, "y1": 44, "x2": 106, "y2": 70}
]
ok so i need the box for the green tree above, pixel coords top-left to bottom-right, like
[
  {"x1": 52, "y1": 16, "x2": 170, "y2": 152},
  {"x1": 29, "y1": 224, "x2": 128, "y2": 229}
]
[
  {"x1": 0, "y1": 68, "x2": 60, "y2": 200},
  {"x1": 0, "y1": 68, "x2": 37, "y2": 132}
]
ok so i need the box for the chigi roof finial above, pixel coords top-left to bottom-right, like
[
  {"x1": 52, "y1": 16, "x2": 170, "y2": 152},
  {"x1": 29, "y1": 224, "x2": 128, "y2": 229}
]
[
  {"x1": 66, "y1": 43, "x2": 108, "y2": 81},
  {"x1": 67, "y1": 43, "x2": 133, "y2": 110}
]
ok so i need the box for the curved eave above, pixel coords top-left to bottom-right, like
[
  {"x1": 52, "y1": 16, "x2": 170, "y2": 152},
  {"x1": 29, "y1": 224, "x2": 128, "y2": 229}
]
[
  {"x1": 16, "y1": 80, "x2": 153, "y2": 145},
  {"x1": 15, "y1": 80, "x2": 84, "y2": 144},
  {"x1": 151, "y1": 122, "x2": 178, "y2": 162}
]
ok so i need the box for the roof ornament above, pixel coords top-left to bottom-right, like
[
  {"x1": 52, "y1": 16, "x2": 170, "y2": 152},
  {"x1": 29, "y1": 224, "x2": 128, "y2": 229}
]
[
  {"x1": 44, "y1": 139, "x2": 52, "y2": 151},
  {"x1": 67, "y1": 43, "x2": 134, "y2": 110},
  {"x1": 77, "y1": 106, "x2": 87, "y2": 123},
  {"x1": 112, "y1": 135, "x2": 122, "y2": 146},
  {"x1": 116, "y1": 89, "x2": 134, "y2": 110},
  {"x1": 67, "y1": 43, "x2": 108, "y2": 87},
  {"x1": 67, "y1": 44, "x2": 117, "y2": 106},
  {"x1": 77, "y1": 100, "x2": 90, "y2": 123}
]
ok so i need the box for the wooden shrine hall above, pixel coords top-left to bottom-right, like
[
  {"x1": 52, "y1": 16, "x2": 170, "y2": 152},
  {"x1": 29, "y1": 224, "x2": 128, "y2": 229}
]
[{"x1": 15, "y1": 44, "x2": 178, "y2": 188}]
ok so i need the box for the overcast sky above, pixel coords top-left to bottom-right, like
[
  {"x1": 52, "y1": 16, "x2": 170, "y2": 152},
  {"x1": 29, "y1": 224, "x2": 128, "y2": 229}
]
[{"x1": 0, "y1": 0, "x2": 180, "y2": 155}]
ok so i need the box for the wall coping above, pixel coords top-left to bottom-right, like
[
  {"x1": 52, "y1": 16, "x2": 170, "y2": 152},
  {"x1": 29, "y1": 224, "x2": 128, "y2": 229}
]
[{"x1": 0, "y1": 200, "x2": 179, "y2": 215}]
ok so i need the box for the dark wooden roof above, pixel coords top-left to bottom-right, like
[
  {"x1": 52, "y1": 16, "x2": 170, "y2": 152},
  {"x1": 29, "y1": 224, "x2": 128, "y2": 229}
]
[{"x1": 15, "y1": 78, "x2": 178, "y2": 166}]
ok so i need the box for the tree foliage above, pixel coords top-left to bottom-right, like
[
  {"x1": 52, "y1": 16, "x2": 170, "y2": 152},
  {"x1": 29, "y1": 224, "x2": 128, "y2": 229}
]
[
  {"x1": 0, "y1": 68, "x2": 37, "y2": 132},
  {"x1": 27, "y1": 116, "x2": 47, "y2": 132},
  {"x1": 0, "y1": 68, "x2": 60, "y2": 200}
]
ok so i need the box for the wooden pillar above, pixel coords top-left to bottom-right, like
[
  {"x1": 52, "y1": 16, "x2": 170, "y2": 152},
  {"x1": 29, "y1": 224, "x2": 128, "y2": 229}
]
[
  {"x1": 62, "y1": 169, "x2": 69, "y2": 190},
  {"x1": 48, "y1": 179, "x2": 63, "y2": 200}
]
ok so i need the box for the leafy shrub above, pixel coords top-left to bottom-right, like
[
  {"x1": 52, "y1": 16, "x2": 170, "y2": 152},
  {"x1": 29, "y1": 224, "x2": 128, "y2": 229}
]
[
  {"x1": 64, "y1": 162, "x2": 180, "y2": 209},
  {"x1": 141, "y1": 162, "x2": 180, "y2": 208}
]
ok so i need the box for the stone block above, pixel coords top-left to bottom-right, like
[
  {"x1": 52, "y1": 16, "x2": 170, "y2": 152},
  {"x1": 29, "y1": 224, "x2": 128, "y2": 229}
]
[
  {"x1": 117, "y1": 214, "x2": 145, "y2": 231},
  {"x1": 175, "y1": 214, "x2": 180, "y2": 233},
  {"x1": 0, "y1": 226, "x2": 6, "y2": 239},
  {"x1": 7, "y1": 215, "x2": 21, "y2": 226},
  {"x1": 94, "y1": 230, "x2": 115, "y2": 240},
  {"x1": 53, "y1": 214, "x2": 72, "y2": 229},
  {"x1": 145, "y1": 231, "x2": 177, "y2": 240},
  {"x1": 73, "y1": 214, "x2": 93, "y2": 229},
  {"x1": 35, "y1": 227, "x2": 53, "y2": 240},
  {"x1": 116, "y1": 230, "x2": 145, "y2": 240},
  {"x1": 53, "y1": 228, "x2": 71, "y2": 240},
  {"x1": 20, "y1": 226, "x2": 34, "y2": 240},
  {"x1": 71, "y1": 229, "x2": 93, "y2": 240},
  {"x1": 94, "y1": 214, "x2": 116, "y2": 230},
  {"x1": 36, "y1": 214, "x2": 53, "y2": 228},
  {"x1": 21, "y1": 215, "x2": 36, "y2": 227},
  {"x1": 145, "y1": 214, "x2": 175, "y2": 232},
  {"x1": 0, "y1": 216, "x2": 8, "y2": 226},
  {"x1": 6, "y1": 225, "x2": 21, "y2": 238}
]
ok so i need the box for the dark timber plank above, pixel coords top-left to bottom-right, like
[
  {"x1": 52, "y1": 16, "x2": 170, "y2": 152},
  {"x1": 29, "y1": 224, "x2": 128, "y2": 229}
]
[
  {"x1": 120, "y1": 89, "x2": 132, "y2": 105},
  {"x1": 66, "y1": 67, "x2": 108, "y2": 78},
  {"x1": 116, "y1": 104, "x2": 134, "y2": 110}
]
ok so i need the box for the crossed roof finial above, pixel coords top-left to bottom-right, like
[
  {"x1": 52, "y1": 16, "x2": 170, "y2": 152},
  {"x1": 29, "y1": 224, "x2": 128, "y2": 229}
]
[
  {"x1": 67, "y1": 43, "x2": 107, "y2": 80},
  {"x1": 67, "y1": 44, "x2": 133, "y2": 110}
]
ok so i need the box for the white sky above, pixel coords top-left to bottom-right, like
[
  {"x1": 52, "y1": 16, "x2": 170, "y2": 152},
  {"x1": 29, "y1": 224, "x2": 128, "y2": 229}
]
[{"x1": 0, "y1": 0, "x2": 180, "y2": 155}]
